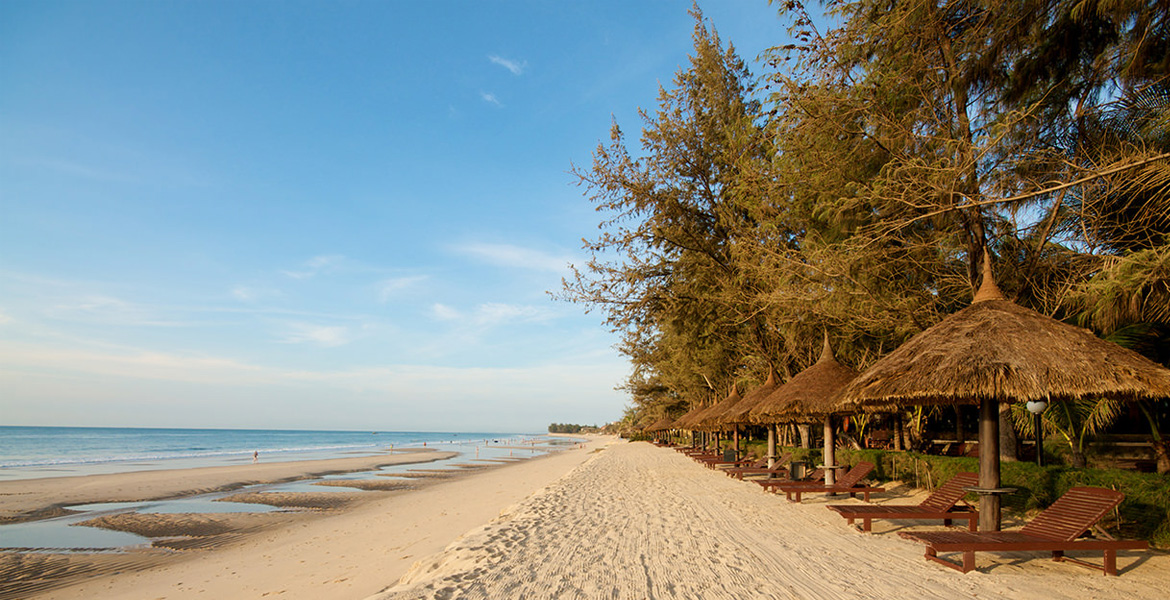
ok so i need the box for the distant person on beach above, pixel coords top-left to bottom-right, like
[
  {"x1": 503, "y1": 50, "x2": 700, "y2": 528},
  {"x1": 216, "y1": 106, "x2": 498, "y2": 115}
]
[{"x1": 253, "y1": 450, "x2": 258, "y2": 463}]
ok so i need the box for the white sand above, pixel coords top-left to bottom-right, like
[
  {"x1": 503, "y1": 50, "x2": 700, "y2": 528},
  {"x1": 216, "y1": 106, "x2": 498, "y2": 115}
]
[
  {"x1": 25, "y1": 439, "x2": 603, "y2": 600},
  {"x1": 373, "y1": 441, "x2": 1167, "y2": 600}
]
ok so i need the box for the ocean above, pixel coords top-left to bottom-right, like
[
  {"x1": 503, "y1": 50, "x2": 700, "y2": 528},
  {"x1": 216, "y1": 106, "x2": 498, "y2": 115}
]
[{"x1": 0, "y1": 426, "x2": 530, "y2": 481}]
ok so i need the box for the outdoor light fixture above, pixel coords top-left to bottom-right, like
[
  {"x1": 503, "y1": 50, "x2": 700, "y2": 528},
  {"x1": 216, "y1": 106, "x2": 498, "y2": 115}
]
[{"x1": 1025, "y1": 400, "x2": 1048, "y2": 467}]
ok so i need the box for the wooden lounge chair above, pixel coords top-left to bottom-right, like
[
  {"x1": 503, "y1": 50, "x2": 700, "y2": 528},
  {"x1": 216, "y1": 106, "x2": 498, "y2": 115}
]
[
  {"x1": 826, "y1": 472, "x2": 978, "y2": 532},
  {"x1": 769, "y1": 461, "x2": 884, "y2": 502},
  {"x1": 898, "y1": 487, "x2": 1148, "y2": 576},
  {"x1": 724, "y1": 452, "x2": 795, "y2": 480},
  {"x1": 754, "y1": 467, "x2": 826, "y2": 491}
]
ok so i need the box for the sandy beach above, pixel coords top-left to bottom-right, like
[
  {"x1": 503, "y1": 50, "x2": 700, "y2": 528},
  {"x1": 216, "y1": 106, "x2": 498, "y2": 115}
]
[
  {"x1": 4, "y1": 439, "x2": 598, "y2": 599},
  {"x1": 6, "y1": 438, "x2": 1167, "y2": 599},
  {"x1": 373, "y1": 440, "x2": 1166, "y2": 600}
]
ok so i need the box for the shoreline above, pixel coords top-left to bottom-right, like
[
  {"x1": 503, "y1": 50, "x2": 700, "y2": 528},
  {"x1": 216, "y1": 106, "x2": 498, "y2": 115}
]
[
  {"x1": 0, "y1": 449, "x2": 457, "y2": 523},
  {"x1": 2, "y1": 435, "x2": 607, "y2": 599}
]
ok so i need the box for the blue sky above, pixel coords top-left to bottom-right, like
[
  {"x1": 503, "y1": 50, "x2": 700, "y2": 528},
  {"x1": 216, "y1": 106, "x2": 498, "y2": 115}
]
[{"x1": 0, "y1": 1, "x2": 787, "y2": 433}]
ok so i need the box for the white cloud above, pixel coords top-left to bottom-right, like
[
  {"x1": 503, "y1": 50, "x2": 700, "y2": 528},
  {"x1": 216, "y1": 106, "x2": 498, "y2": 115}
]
[
  {"x1": 0, "y1": 308, "x2": 12, "y2": 325},
  {"x1": 45, "y1": 294, "x2": 184, "y2": 327},
  {"x1": 480, "y1": 91, "x2": 502, "y2": 107},
  {"x1": 280, "y1": 323, "x2": 353, "y2": 347},
  {"x1": 454, "y1": 242, "x2": 571, "y2": 273},
  {"x1": 232, "y1": 286, "x2": 258, "y2": 301},
  {"x1": 281, "y1": 254, "x2": 345, "y2": 279},
  {"x1": 431, "y1": 303, "x2": 461, "y2": 321},
  {"x1": 377, "y1": 276, "x2": 428, "y2": 302},
  {"x1": 488, "y1": 55, "x2": 527, "y2": 75},
  {"x1": 473, "y1": 303, "x2": 555, "y2": 326}
]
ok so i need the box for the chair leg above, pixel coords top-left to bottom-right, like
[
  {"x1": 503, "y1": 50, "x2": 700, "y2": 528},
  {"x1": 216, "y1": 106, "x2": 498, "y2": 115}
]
[
  {"x1": 862, "y1": 518, "x2": 872, "y2": 533},
  {"x1": 961, "y1": 551, "x2": 975, "y2": 573}
]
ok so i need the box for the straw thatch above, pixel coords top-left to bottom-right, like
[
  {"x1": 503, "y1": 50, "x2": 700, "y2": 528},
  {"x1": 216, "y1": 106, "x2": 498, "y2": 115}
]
[
  {"x1": 836, "y1": 261, "x2": 1170, "y2": 412},
  {"x1": 750, "y1": 334, "x2": 859, "y2": 424},
  {"x1": 644, "y1": 416, "x2": 675, "y2": 433},
  {"x1": 693, "y1": 386, "x2": 744, "y2": 431},
  {"x1": 672, "y1": 395, "x2": 717, "y2": 431},
  {"x1": 716, "y1": 370, "x2": 780, "y2": 426}
]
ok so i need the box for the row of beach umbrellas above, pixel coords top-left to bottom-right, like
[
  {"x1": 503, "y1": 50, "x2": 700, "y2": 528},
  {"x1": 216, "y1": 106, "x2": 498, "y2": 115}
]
[{"x1": 644, "y1": 255, "x2": 1170, "y2": 531}]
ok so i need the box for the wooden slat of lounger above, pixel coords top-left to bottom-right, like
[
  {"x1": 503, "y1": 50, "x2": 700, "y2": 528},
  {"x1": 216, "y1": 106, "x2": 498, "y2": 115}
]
[
  {"x1": 899, "y1": 487, "x2": 1148, "y2": 576},
  {"x1": 1021, "y1": 487, "x2": 1123, "y2": 542}
]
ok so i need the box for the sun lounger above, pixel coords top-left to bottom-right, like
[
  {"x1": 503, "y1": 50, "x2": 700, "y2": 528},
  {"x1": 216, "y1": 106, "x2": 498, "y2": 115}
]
[
  {"x1": 754, "y1": 467, "x2": 825, "y2": 490},
  {"x1": 898, "y1": 486, "x2": 1148, "y2": 575},
  {"x1": 769, "y1": 461, "x2": 884, "y2": 502},
  {"x1": 724, "y1": 452, "x2": 795, "y2": 480},
  {"x1": 826, "y1": 472, "x2": 978, "y2": 532}
]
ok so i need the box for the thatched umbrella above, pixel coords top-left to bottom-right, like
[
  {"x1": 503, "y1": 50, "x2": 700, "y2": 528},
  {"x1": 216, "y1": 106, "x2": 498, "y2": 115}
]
[
  {"x1": 836, "y1": 255, "x2": 1170, "y2": 531},
  {"x1": 644, "y1": 416, "x2": 675, "y2": 442},
  {"x1": 673, "y1": 392, "x2": 724, "y2": 447},
  {"x1": 692, "y1": 386, "x2": 742, "y2": 454},
  {"x1": 717, "y1": 370, "x2": 782, "y2": 465},
  {"x1": 750, "y1": 333, "x2": 859, "y2": 485}
]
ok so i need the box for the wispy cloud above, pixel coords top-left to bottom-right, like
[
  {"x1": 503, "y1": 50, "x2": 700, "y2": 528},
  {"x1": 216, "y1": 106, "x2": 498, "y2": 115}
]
[
  {"x1": 20, "y1": 157, "x2": 139, "y2": 184},
  {"x1": 431, "y1": 303, "x2": 461, "y2": 321},
  {"x1": 453, "y1": 242, "x2": 572, "y2": 273},
  {"x1": 488, "y1": 55, "x2": 527, "y2": 75},
  {"x1": 0, "y1": 308, "x2": 12, "y2": 325},
  {"x1": 377, "y1": 275, "x2": 428, "y2": 302},
  {"x1": 479, "y1": 91, "x2": 503, "y2": 107},
  {"x1": 429, "y1": 301, "x2": 555, "y2": 327},
  {"x1": 279, "y1": 323, "x2": 354, "y2": 347},
  {"x1": 45, "y1": 294, "x2": 186, "y2": 327},
  {"x1": 281, "y1": 254, "x2": 345, "y2": 279},
  {"x1": 473, "y1": 303, "x2": 555, "y2": 326}
]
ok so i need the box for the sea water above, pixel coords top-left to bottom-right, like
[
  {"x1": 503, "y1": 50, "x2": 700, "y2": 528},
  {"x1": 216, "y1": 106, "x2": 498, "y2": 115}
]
[{"x1": 0, "y1": 426, "x2": 528, "y2": 481}]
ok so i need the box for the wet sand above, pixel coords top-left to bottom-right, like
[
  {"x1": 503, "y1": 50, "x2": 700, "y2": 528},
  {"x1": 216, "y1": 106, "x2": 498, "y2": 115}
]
[
  {"x1": 5, "y1": 438, "x2": 601, "y2": 599},
  {"x1": 0, "y1": 450, "x2": 456, "y2": 523}
]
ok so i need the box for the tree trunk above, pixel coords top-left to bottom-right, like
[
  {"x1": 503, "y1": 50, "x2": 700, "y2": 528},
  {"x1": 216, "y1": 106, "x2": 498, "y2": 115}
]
[
  {"x1": 954, "y1": 405, "x2": 965, "y2": 443},
  {"x1": 978, "y1": 397, "x2": 1001, "y2": 532},
  {"x1": 999, "y1": 403, "x2": 1018, "y2": 462},
  {"x1": 797, "y1": 424, "x2": 811, "y2": 448}
]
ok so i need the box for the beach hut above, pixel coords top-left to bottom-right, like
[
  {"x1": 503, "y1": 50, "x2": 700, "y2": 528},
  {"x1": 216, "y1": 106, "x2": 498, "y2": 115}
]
[
  {"x1": 835, "y1": 254, "x2": 1170, "y2": 531},
  {"x1": 750, "y1": 334, "x2": 859, "y2": 485}
]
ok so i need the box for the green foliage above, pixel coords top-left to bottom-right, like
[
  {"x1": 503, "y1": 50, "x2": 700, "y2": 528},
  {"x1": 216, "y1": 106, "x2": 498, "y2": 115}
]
[
  {"x1": 836, "y1": 448, "x2": 1170, "y2": 548},
  {"x1": 548, "y1": 423, "x2": 598, "y2": 434}
]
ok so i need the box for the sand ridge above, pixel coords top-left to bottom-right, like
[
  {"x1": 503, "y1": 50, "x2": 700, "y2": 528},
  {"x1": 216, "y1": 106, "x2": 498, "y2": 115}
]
[{"x1": 372, "y1": 441, "x2": 1167, "y2": 600}]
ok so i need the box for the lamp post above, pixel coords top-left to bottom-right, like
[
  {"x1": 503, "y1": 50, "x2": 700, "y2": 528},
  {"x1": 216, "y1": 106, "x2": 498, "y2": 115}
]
[{"x1": 1025, "y1": 400, "x2": 1048, "y2": 467}]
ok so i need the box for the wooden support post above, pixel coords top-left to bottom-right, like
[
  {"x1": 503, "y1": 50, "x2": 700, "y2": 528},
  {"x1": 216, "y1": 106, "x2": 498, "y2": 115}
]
[
  {"x1": 767, "y1": 424, "x2": 777, "y2": 469},
  {"x1": 979, "y1": 396, "x2": 1001, "y2": 532},
  {"x1": 824, "y1": 415, "x2": 836, "y2": 487}
]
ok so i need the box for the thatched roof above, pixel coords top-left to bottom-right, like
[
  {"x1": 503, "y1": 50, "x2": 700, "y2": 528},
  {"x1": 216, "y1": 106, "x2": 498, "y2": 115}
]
[
  {"x1": 750, "y1": 334, "x2": 859, "y2": 423},
  {"x1": 643, "y1": 416, "x2": 675, "y2": 432},
  {"x1": 716, "y1": 370, "x2": 780, "y2": 426},
  {"x1": 693, "y1": 386, "x2": 744, "y2": 431},
  {"x1": 671, "y1": 396, "x2": 715, "y2": 430},
  {"x1": 837, "y1": 258, "x2": 1170, "y2": 411}
]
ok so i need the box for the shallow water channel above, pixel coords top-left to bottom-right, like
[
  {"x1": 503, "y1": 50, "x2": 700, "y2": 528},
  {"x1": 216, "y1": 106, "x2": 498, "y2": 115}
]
[{"x1": 0, "y1": 439, "x2": 557, "y2": 552}]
